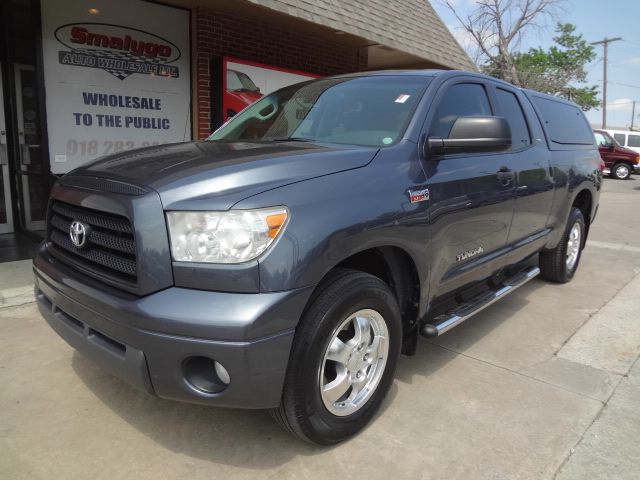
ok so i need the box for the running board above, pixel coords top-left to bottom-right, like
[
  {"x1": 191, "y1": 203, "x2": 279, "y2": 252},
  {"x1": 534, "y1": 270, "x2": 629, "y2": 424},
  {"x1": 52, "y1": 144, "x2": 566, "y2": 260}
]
[{"x1": 420, "y1": 266, "x2": 540, "y2": 338}]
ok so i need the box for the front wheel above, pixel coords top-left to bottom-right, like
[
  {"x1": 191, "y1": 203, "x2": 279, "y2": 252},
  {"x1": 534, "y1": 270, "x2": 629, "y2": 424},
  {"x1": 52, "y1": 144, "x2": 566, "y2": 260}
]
[
  {"x1": 539, "y1": 207, "x2": 585, "y2": 283},
  {"x1": 611, "y1": 162, "x2": 631, "y2": 180},
  {"x1": 271, "y1": 269, "x2": 402, "y2": 445}
]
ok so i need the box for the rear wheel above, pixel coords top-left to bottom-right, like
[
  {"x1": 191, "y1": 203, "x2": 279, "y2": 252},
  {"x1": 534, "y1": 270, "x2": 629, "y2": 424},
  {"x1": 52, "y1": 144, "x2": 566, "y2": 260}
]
[
  {"x1": 539, "y1": 207, "x2": 585, "y2": 283},
  {"x1": 271, "y1": 269, "x2": 402, "y2": 445},
  {"x1": 611, "y1": 162, "x2": 631, "y2": 180}
]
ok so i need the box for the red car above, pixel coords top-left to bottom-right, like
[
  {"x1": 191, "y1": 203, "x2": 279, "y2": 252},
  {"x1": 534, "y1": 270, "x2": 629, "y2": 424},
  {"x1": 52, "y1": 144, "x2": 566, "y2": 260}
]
[
  {"x1": 224, "y1": 69, "x2": 263, "y2": 120},
  {"x1": 594, "y1": 129, "x2": 640, "y2": 179}
]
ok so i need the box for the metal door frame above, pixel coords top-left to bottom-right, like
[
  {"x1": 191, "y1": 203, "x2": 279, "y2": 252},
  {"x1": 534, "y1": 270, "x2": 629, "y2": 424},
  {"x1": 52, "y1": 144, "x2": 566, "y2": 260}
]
[
  {"x1": 14, "y1": 63, "x2": 45, "y2": 230},
  {"x1": 0, "y1": 63, "x2": 14, "y2": 234}
]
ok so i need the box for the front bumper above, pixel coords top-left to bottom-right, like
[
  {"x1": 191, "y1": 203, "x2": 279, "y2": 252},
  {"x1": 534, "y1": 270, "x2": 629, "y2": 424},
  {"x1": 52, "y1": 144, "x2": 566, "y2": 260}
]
[
  {"x1": 34, "y1": 246, "x2": 313, "y2": 409},
  {"x1": 633, "y1": 164, "x2": 640, "y2": 173}
]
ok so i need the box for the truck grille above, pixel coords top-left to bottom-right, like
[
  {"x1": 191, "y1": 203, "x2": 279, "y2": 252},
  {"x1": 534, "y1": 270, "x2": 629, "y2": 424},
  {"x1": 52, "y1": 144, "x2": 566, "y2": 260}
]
[{"x1": 48, "y1": 201, "x2": 137, "y2": 283}]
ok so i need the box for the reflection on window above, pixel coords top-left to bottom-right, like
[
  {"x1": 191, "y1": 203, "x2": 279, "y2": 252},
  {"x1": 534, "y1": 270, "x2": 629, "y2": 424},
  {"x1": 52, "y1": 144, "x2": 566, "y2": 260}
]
[
  {"x1": 430, "y1": 83, "x2": 491, "y2": 139},
  {"x1": 210, "y1": 76, "x2": 430, "y2": 147}
]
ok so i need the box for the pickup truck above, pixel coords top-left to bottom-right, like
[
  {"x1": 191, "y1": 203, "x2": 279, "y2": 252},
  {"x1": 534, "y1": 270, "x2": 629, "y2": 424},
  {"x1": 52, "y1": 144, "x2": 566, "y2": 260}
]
[{"x1": 34, "y1": 70, "x2": 602, "y2": 445}]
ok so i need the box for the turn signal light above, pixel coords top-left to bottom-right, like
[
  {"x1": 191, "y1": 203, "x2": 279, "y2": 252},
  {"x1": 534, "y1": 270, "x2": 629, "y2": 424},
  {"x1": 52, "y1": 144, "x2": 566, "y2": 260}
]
[{"x1": 266, "y1": 212, "x2": 288, "y2": 239}]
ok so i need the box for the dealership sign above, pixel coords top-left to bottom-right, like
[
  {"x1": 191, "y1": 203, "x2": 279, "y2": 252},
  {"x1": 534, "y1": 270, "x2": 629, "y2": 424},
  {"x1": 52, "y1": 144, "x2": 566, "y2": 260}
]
[
  {"x1": 55, "y1": 23, "x2": 181, "y2": 80},
  {"x1": 41, "y1": 0, "x2": 191, "y2": 174}
]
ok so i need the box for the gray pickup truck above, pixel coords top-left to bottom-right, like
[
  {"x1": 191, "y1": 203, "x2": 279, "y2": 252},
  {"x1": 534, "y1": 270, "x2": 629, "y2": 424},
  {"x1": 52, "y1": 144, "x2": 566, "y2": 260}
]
[{"x1": 34, "y1": 70, "x2": 602, "y2": 444}]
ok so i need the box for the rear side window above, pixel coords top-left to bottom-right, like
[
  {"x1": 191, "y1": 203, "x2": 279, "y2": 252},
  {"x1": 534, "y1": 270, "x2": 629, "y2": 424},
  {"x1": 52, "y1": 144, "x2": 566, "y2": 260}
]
[
  {"x1": 628, "y1": 134, "x2": 640, "y2": 148},
  {"x1": 613, "y1": 133, "x2": 626, "y2": 145},
  {"x1": 496, "y1": 88, "x2": 531, "y2": 150},
  {"x1": 430, "y1": 83, "x2": 492, "y2": 138},
  {"x1": 532, "y1": 96, "x2": 593, "y2": 145}
]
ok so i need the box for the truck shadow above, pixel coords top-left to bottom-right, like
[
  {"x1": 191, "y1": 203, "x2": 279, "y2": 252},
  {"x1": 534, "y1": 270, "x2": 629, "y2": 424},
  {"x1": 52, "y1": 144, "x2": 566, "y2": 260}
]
[
  {"x1": 71, "y1": 350, "x2": 400, "y2": 467},
  {"x1": 395, "y1": 279, "x2": 544, "y2": 383},
  {"x1": 71, "y1": 279, "x2": 542, "y2": 467}
]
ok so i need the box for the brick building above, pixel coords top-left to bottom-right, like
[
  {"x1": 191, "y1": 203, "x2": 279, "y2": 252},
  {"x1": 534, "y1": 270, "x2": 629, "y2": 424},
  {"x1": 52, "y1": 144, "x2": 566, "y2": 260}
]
[{"x1": 0, "y1": 0, "x2": 473, "y2": 247}]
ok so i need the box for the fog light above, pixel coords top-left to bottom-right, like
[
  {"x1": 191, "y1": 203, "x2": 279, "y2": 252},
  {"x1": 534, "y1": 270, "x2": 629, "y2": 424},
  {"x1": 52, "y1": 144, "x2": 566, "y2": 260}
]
[
  {"x1": 182, "y1": 356, "x2": 230, "y2": 394},
  {"x1": 214, "y1": 361, "x2": 231, "y2": 385}
]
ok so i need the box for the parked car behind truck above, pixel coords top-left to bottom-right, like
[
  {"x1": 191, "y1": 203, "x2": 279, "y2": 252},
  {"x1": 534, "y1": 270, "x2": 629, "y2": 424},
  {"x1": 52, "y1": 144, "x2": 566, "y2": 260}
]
[
  {"x1": 34, "y1": 70, "x2": 601, "y2": 445},
  {"x1": 594, "y1": 129, "x2": 640, "y2": 179}
]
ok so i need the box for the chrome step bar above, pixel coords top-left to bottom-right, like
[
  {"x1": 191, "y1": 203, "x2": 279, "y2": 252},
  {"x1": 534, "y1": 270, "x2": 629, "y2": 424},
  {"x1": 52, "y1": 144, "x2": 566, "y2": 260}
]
[{"x1": 420, "y1": 266, "x2": 540, "y2": 338}]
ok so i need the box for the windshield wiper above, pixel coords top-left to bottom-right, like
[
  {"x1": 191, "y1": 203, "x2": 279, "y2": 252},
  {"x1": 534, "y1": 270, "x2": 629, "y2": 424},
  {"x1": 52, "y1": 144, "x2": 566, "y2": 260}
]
[{"x1": 269, "y1": 137, "x2": 315, "y2": 142}]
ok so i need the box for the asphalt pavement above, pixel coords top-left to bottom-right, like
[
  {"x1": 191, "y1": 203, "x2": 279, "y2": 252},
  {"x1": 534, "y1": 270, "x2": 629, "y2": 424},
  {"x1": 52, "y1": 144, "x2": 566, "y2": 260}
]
[{"x1": 1, "y1": 176, "x2": 639, "y2": 479}]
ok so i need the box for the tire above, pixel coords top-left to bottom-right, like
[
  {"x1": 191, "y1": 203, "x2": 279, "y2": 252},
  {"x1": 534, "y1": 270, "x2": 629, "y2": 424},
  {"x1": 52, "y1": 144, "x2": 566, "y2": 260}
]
[
  {"x1": 539, "y1": 207, "x2": 585, "y2": 283},
  {"x1": 271, "y1": 269, "x2": 402, "y2": 445},
  {"x1": 611, "y1": 162, "x2": 631, "y2": 180}
]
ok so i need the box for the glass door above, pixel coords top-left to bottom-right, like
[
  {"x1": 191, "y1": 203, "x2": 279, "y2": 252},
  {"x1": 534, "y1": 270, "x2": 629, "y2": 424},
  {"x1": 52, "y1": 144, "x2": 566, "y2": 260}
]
[
  {"x1": 15, "y1": 63, "x2": 46, "y2": 231},
  {"x1": 0, "y1": 63, "x2": 15, "y2": 234}
]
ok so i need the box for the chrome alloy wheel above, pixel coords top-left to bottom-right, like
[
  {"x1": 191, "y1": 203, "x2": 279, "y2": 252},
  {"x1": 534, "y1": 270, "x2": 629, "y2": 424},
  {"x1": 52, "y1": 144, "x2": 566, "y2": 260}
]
[
  {"x1": 566, "y1": 222, "x2": 581, "y2": 271},
  {"x1": 319, "y1": 309, "x2": 389, "y2": 417},
  {"x1": 615, "y1": 164, "x2": 631, "y2": 179}
]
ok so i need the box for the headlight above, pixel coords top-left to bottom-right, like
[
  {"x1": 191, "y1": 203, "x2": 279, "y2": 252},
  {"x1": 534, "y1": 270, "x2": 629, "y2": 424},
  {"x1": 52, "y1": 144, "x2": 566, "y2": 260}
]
[{"x1": 166, "y1": 207, "x2": 288, "y2": 263}]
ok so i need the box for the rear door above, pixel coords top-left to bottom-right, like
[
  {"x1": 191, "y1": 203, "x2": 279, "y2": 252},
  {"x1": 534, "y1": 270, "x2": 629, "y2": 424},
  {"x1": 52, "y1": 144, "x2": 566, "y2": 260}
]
[
  {"x1": 423, "y1": 78, "x2": 516, "y2": 298},
  {"x1": 491, "y1": 84, "x2": 555, "y2": 256}
]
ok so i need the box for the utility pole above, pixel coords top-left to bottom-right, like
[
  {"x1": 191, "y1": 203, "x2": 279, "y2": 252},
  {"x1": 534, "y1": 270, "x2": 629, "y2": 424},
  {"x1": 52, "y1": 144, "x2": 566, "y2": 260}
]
[
  {"x1": 631, "y1": 101, "x2": 636, "y2": 130},
  {"x1": 591, "y1": 37, "x2": 622, "y2": 129}
]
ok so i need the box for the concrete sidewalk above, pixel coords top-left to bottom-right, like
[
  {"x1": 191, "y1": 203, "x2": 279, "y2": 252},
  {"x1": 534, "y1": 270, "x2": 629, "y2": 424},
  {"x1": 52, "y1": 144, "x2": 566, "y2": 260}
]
[{"x1": 0, "y1": 260, "x2": 34, "y2": 308}]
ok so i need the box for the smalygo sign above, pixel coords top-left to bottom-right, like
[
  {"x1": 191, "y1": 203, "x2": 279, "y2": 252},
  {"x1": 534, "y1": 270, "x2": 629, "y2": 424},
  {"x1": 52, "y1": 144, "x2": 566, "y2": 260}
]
[
  {"x1": 41, "y1": 0, "x2": 190, "y2": 175},
  {"x1": 55, "y1": 23, "x2": 181, "y2": 80}
]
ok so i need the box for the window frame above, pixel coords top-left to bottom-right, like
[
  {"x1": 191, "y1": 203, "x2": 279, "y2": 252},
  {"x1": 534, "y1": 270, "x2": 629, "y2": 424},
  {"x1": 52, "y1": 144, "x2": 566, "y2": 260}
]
[
  {"x1": 627, "y1": 134, "x2": 640, "y2": 148},
  {"x1": 423, "y1": 78, "x2": 507, "y2": 159},
  {"x1": 492, "y1": 86, "x2": 533, "y2": 153},
  {"x1": 613, "y1": 133, "x2": 627, "y2": 146},
  {"x1": 524, "y1": 92, "x2": 595, "y2": 150}
]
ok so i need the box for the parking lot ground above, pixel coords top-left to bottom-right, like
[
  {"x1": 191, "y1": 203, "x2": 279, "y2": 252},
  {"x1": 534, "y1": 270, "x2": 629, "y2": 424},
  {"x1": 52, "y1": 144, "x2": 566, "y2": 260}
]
[{"x1": 1, "y1": 177, "x2": 639, "y2": 480}]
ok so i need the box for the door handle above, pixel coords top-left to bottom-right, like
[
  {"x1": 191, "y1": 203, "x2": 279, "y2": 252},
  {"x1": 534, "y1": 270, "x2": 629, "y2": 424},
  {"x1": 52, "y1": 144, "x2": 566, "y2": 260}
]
[{"x1": 496, "y1": 166, "x2": 515, "y2": 185}]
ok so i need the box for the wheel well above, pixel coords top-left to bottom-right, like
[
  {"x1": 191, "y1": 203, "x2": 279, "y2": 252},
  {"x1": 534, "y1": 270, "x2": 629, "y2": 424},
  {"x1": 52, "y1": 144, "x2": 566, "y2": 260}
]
[
  {"x1": 572, "y1": 189, "x2": 593, "y2": 242},
  {"x1": 330, "y1": 247, "x2": 421, "y2": 354},
  {"x1": 612, "y1": 159, "x2": 634, "y2": 166}
]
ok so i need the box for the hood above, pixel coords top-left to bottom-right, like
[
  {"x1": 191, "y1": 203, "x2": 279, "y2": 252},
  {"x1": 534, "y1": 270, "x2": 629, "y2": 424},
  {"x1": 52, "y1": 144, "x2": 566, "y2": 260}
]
[
  {"x1": 614, "y1": 144, "x2": 640, "y2": 160},
  {"x1": 69, "y1": 140, "x2": 379, "y2": 210}
]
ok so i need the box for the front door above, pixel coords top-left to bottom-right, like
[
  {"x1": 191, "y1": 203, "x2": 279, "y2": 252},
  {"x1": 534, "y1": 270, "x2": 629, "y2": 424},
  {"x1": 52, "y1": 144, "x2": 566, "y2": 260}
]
[
  {"x1": 424, "y1": 80, "x2": 516, "y2": 298},
  {"x1": 15, "y1": 64, "x2": 47, "y2": 231},
  {"x1": 0, "y1": 63, "x2": 14, "y2": 234}
]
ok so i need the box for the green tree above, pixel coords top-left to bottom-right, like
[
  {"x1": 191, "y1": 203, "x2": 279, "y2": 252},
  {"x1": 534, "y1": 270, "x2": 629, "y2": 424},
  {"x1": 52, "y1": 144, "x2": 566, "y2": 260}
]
[{"x1": 483, "y1": 23, "x2": 599, "y2": 110}]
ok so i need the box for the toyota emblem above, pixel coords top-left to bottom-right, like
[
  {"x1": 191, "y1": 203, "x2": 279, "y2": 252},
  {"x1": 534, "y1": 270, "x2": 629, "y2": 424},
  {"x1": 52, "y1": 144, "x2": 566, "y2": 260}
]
[{"x1": 69, "y1": 220, "x2": 88, "y2": 248}]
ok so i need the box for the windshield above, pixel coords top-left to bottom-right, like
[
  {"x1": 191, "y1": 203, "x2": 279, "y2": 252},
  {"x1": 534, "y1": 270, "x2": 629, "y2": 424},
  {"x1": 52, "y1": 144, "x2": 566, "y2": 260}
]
[
  {"x1": 227, "y1": 70, "x2": 260, "y2": 93},
  {"x1": 209, "y1": 76, "x2": 430, "y2": 147}
]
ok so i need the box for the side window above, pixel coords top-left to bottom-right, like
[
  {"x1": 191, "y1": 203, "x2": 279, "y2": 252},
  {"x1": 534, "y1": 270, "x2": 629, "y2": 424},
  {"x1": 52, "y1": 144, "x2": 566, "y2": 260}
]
[
  {"x1": 613, "y1": 133, "x2": 626, "y2": 145},
  {"x1": 594, "y1": 132, "x2": 608, "y2": 147},
  {"x1": 531, "y1": 96, "x2": 593, "y2": 145},
  {"x1": 628, "y1": 134, "x2": 640, "y2": 148},
  {"x1": 430, "y1": 83, "x2": 491, "y2": 138},
  {"x1": 495, "y1": 88, "x2": 531, "y2": 150}
]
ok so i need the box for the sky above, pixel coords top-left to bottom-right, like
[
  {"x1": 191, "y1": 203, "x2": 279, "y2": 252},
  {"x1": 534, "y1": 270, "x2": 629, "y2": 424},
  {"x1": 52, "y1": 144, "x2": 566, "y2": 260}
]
[{"x1": 431, "y1": 0, "x2": 640, "y2": 128}]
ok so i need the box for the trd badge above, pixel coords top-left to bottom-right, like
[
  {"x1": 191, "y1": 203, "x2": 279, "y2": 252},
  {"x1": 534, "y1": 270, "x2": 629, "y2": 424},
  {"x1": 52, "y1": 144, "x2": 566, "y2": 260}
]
[{"x1": 408, "y1": 188, "x2": 429, "y2": 204}]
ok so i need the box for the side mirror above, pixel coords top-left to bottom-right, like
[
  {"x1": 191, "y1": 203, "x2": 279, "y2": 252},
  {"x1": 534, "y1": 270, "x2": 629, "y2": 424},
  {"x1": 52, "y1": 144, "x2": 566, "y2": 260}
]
[{"x1": 428, "y1": 116, "x2": 512, "y2": 155}]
